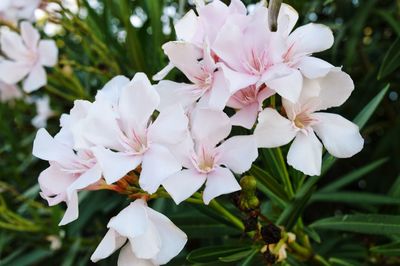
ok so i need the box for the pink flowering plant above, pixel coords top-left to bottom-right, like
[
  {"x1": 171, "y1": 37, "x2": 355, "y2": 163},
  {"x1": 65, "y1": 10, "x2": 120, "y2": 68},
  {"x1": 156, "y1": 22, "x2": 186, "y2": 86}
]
[{"x1": 1, "y1": 0, "x2": 400, "y2": 265}]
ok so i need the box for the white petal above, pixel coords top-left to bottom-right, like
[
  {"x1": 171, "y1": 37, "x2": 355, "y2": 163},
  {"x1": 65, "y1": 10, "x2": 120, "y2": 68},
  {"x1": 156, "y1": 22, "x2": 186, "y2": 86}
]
[
  {"x1": 277, "y1": 4, "x2": 299, "y2": 36},
  {"x1": 155, "y1": 80, "x2": 202, "y2": 111},
  {"x1": 147, "y1": 208, "x2": 188, "y2": 264},
  {"x1": 162, "y1": 41, "x2": 203, "y2": 82},
  {"x1": 263, "y1": 65, "x2": 303, "y2": 103},
  {"x1": 162, "y1": 169, "x2": 207, "y2": 204},
  {"x1": 95, "y1": 75, "x2": 130, "y2": 105},
  {"x1": 312, "y1": 113, "x2": 364, "y2": 158},
  {"x1": 203, "y1": 166, "x2": 241, "y2": 204},
  {"x1": 20, "y1": 22, "x2": 40, "y2": 50},
  {"x1": 296, "y1": 57, "x2": 333, "y2": 79},
  {"x1": 218, "y1": 63, "x2": 259, "y2": 93},
  {"x1": 118, "y1": 243, "x2": 155, "y2": 266},
  {"x1": 33, "y1": 128, "x2": 76, "y2": 163},
  {"x1": 130, "y1": 221, "x2": 161, "y2": 259},
  {"x1": 23, "y1": 64, "x2": 47, "y2": 92},
  {"x1": 0, "y1": 29, "x2": 29, "y2": 61},
  {"x1": 316, "y1": 69, "x2": 355, "y2": 111},
  {"x1": 230, "y1": 103, "x2": 259, "y2": 129},
  {"x1": 140, "y1": 144, "x2": 181, "y2": 194},
  {"x1": 91, "y1": 229, "x2": 127, "y2": 263},
  {"x1": 119, "y1": 73, "x2": 159, "y2": 128},
  {"x1": 191, "y1": 108, "x2": 231, "y2": 147},
  {"x1": 254, "y1": 108, "x2": 297, "y2": 148},
  {"x1": 92, "y1": 147, "x2": 141, "y2": 184},
  {"x1": 38, "y1": 40, "x2": 58, "y2": 67},
  {"x1": 287, "y1": 131, "x2": 322, "y2": 176},
  {"x1": 108, "y1": 200, "x2": 149, "y2": 238},
  {"x1": 0, "y1": 60, "x2": 31, "y2": 84},
  {"x1": 175, "y1": 10, "x2": 199, "y2": 41},
  {"x1": 205, "y1": 70, "x2": 232, "y2": 110},
  {"x1": 153, "y1": 62, "x2": 174, "y2": 81},
  {"x1": 288, "y1": 23, "x2": 334, "y2": 55},
  {"x1": 217, "y1": 135, "x2": 258, "y2": 174},
  {"x1": 148, "y1": 105, "x2": 188, "y2": 145}
]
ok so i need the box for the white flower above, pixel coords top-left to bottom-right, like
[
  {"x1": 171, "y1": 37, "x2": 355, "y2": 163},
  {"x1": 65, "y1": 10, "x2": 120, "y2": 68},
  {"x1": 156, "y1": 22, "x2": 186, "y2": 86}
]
[
  {"x1": 254, "y1": 69, "x2": 364, "y2": 176},
  {"x1": 32, "y1": 100, "x2": 103, "y2": 225},
  {"x1": 31, "y1": 95, "x2": 54, "y2": 128},
  {"x1": 163, "y1": 108, "x2": 258, "y2": 204},
  {"x1": 0, "y1": 22, "x2": 58, "y2": 92},
  {"x1": 72, "y1": 73, "x2": 189, "y2": 194},
  {"x1": 91, "y1": 199, "x2": 187, "y2": 266},
  {"x1": 0, "y1": 0, "x2": 40, "y2": 24}
]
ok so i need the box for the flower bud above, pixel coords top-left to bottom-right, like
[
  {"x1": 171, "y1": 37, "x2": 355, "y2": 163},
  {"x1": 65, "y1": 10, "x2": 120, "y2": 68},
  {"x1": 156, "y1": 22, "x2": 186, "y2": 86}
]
[
  {"x1": 240, "y1": 175, "x2": 257, "y2": 191},
  {"x1": 243, "y1": 215, "x2": 258, "y2": 232}
]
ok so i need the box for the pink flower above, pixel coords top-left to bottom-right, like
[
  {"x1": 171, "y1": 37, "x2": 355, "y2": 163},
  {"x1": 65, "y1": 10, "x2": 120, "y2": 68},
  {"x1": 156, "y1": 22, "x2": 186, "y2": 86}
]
[
  {"x1": 31, "y1": 95, "x2": 55, "y2": 128},
  {"x1": 33, "y1": 128, "x2": 102, "y2": 225},
  {"x1": 72, "y1": 73, "x2": 189, "y2": 194},
  {"x1": 0, "y1": 22, "x2": 58, "y2": 92},
  {"x1": 163, "y1": 108, "x2": 258, "y2": 204},
  {"x1": 212, "y1": 5, "x2": 334, "y2": 103},
  {"x1": 254, "y1": 69, "x2": 364, "y2": 176},
  {"x1": 227, "y1": 84, "x2": 275, "y2": 129},
  {"x1": 91, "y1": 199, "x2": 187, "y2": 266}
]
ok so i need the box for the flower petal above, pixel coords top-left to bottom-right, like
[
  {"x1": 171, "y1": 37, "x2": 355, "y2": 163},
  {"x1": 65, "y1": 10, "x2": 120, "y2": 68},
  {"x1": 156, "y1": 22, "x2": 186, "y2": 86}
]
[
  {"x1": 203, "y1": 70, "x2": 232, "y2": 110},
  {"x1": 91, "y1": 229, "x2": 127, "y2": 263},
  {"x1": 218, "y1": 63, "x2": 259, "y2": 93},
  {"x1": 288, "y1": 23, "x2": 334, "y2": 55},
  {"x1": 230, "y1": 103, "x2": 259, "y2": 129},
  {"x1": 162, "y1": 169, "x2": 207, "y2": 204},
  {"x1": 277, "y1": 4, "x2": 299, "y2": 36},
  {"x1": 147, "y1": 208, "x2": 188, "y2": 265},
  {"x1": 217, "y1": 135, "x2": 258, "y2": 174},
  {"x1": 148, "y1": 105, "x2": 188, "y2": 145},
  {"x1": 203, "y1": 166, "x2": 241, "y2": 204},
  {"x1": 118, "y1": 243, "x2": 154, "y2": 266},
  {"x1": 254, "y1": 108, "x2": 297, "y2": 148},
  {"x1": 155, "y1": 80, "x2": 202, "y2": 111},
  {"x1": 175, "y1": 10, "x2": 199, "y2": 42},
  {"x1": 296, "y1": 56, "x2": 333, "y2": 79},
  {"x1": 92, "y1": 147, "x2": 141, "y2": 184},
  {"x1": 130, "y1": 221, "x2": 161, "y2": 260},
  {"x1": 119, "y1": 73, "x2": 159, "y2": 128},
  {"x1": 190, "y1": 108, "x2": 231, "y2": 147},
  {"x1": 38, "y1": 40, "x2": 58, "y2": 67},
  {"x1": 20, "y1": 21, "x2": 40, "y2": 51},
  {"x1": 287, "y1": 131, "x2": 322, "y2": 176},
  {"x1": 0, "y1": 60, "x2": 31, "y2": 84},
  {"x1": 23, "y1": 64, "x2": 47, "y2": 92},
  {"x1": 0, "y1": 29, "x2": 29, "y2": 61},
  {"x1": 140, "y1": 144, "x2": 181, "y2": 194},
  {"x1": 312, "y1": 113, "x2": 364, "y2": 158}
]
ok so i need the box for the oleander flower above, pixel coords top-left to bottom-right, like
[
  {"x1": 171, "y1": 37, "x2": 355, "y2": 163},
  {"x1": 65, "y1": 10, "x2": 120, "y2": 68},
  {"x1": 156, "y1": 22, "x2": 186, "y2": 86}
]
[
  {"x1": 0, "y1": 22, "x2": 58, "y2": 92},
  {"x1": 163, "y1": 108, "x2": 258, "y2": 204},
  {"x1": 227, "y1": 84, "x2": 275, "y2": 129},
  {"x1": 91, "y1": 199, "x2": 187, "y2": 266},
  {"x1": 33, "y1": 126, "x2": 102, "y2": 226},
  {"x1": 254, "y1": 69, "x2": 364, "y2": 176},
  {"x1": 71, "y1": 73, "x2": 189, "y2": 193},
  {"x1": 0, "y1": 80, "x2": 22, "y2": 102},
  {"x1": 212, "y1": 4, "x2": 334, "y2": 103},
  {"x1": 0, "y1": 0, "x2": 40, "y2": 24}
]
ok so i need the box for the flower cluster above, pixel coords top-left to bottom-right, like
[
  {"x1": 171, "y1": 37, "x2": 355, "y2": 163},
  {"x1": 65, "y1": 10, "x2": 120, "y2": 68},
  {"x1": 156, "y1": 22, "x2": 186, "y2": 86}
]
[{"x1": 32, "y1": 1, "x2": 364, "y2": 265}]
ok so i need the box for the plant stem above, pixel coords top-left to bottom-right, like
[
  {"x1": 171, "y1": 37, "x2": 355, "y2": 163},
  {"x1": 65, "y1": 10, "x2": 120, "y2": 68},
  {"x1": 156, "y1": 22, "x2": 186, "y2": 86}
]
[
  {"x1": 276, "y1": 148, "x2": 295, "y2": 197},
  {"x1": 209, "y1": 199, "x2": 245, "y2": 231}
]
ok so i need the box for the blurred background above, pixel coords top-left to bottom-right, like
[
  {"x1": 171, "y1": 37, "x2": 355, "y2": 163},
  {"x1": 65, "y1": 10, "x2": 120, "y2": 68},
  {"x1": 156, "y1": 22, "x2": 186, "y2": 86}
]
[{"x1": 0, "y1": 0, "x2": 399, "y2": 265}]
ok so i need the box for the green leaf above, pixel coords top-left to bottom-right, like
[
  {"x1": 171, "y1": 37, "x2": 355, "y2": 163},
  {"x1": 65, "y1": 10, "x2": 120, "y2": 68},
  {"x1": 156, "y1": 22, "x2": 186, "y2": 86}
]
[
  {"x1": 389, "y1": 174, "x2": 400, "y2": 198},
  {"x1": 370, "y1": 241, "x2": 400, "y2": 256},
  {"x1": 239, "y1": 249, "x2": 260, "y2": 266},
  {"x1": 378, "y1": 37, "x2": 400, "y2": 79},
  {"x1": 319, "y1": 158, "x2": 388, "y2": 192},
  {"x1": 322, "y1": 84, "x2": 389, "y2": 175},
  {"x1": 310, "y1": 214, "x2": 400, "y2": 235},
  {"x1": 187, "y1": 245, "x2": 253, "y2": 263},
  {"x1": 304, "y1": 226, "x2": 321, "y2": 243},
  {"x1": 329, "y1": 257, "x2": 357, "y2": 266},
  {"x1": 311, "y1": 192, "x2": 400, "y2": 205},
  {"x1": 2, "y1": 249, "x2": 53, "y2": 266},
  {"x1": 219, "y1": 249, "x2": 254, "y2": 262},
  {"x1": 250, "y1": 165, "x2": 289, "y2": 207}
]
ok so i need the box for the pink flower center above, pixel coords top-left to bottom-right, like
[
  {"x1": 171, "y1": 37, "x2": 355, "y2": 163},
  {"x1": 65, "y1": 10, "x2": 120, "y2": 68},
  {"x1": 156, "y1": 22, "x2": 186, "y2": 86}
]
[
  {"x1": 293, "y1": 112, "x2": 319, "y2": 134},
  {"x1": 191, "y1": 145, "x2": 219, "y2": 174},
  {"x1": 243, "y1": 49, "x2": 271, "y2": 76}
]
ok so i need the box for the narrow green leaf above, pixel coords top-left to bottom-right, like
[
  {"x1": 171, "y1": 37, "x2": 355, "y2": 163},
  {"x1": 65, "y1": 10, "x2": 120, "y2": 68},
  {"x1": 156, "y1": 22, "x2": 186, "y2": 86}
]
[
  {"x1": 311, "y1": 192, "x2": 400, "y2": 205},
  {"x1": 320, "y1": 158, "x2": 388, "y2": 192},
  {"x1": 378, "y1": 37, "x2": 400, "y2": 79},
  {"x1": 239, "y1": 249, "x2": 260, "y2": 266},
  {"x1": 370, "y1": 241, "x2": 400, "y2": 256},
  {"x1": 187, "y1": 245, "x2": 252, "y2": 263},
  {"x1": 219, "y1": 249, "x2": 254, "y2": 262},
  {"x1": 389, "y1": 174, "x2": 400, "y2": 198},
  {"x1": 329, "y1": 257, "x2": 357, "y2": 266},
  {"x1": 250, "y1": 165, "x2": 289, "y2": 207},
  {"x1": 310, "y1": 214, "x2": 400, "y2": 235},
  {"x1": 304, "y1": 226, "x2": 321, "y2": 244}
]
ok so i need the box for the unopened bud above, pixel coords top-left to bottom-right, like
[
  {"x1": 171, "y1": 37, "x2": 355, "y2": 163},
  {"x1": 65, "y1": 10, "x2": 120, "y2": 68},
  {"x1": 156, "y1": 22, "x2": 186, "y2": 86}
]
[{"x1": 240, "y1": 175, "x2": 257, "y2": 191}]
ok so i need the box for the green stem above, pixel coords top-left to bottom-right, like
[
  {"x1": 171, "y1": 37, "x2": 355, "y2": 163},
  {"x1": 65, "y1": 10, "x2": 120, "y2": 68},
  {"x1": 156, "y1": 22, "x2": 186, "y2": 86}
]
[
  {"x1": 276, "y1": 148, "x2": 295, "y2": 197},
  {"x1": 208, "y1": 199, "x2": 245, "y2": 231}
]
